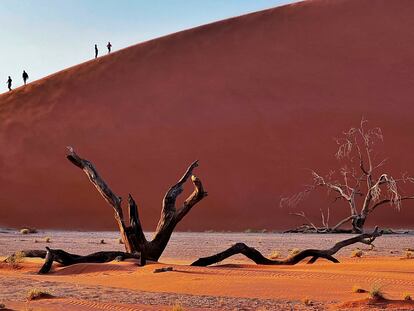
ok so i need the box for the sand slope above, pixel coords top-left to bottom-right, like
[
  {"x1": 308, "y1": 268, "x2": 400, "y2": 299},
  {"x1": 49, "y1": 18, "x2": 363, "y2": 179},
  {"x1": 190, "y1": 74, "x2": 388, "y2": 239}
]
[{"x1": 1, "y1": 0, "x2": 414, "y2": 230}]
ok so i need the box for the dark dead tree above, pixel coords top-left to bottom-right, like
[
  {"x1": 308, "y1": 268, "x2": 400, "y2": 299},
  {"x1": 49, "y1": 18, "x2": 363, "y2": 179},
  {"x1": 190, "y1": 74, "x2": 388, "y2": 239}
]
[
  {"x1": 3, "y1": 248, "x2": 142, "y2": 274},
  {"x1": 66, "y1": 147, "x2": 207, "y2": 261},
  {"x1": 281, "y1": 119, "x2": 414, "y2": 233},
  {"x1": 5, "y1": 148, "x2": 206, "y2": 273},
  {"x1": 37, "y1": 247, "x2": 143, "y2": 274},
  {"x1": 192, "y1": 226, "x2": 382, "y2": 266}
]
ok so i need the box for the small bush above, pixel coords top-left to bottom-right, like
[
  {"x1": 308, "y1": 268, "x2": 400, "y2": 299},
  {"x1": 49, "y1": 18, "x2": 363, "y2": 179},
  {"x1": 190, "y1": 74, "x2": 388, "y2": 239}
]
[
  {"x1": 118, "y1": 238, "x2": 124, "y2": 244},
  {"x1": 303, "y1": 298, "x2": 312, "y2": 306},
  {"x1": 5, "y1": 251, "x2": 25, "y2": 269},
  {"x1": 289, "y1": 248, "x2": 301, "y2": 257},
  {"x1": 45, "y1": 237, "x2": 51, "y2": 243},
  {"x1": 369, "y1": 284, "x2": 385, "y2": 300},
  {"x1": 352, "y1": 285, "x2": 366, "y2": 293},
  {"x1": 27, "y1": 288, "x2": 53, "y2": 301},
  {"x1": 351, "y1": 249, "x2": 363, "y2": 258},
  {"x1": 20, "y1": 228, "x2": 30, "y2": 235},
  {"x1": 171, "y1": 302, "x2": 184, "y2": 311},
  {"x1": 269, "y1": 250, "x2": 281, "y2": 259},
  {"x1": 403, "y1": 250, "x2": 413, "y2": 259},
  {"x1": 100, "y1": 239, "x2": 106, "y2": 244},
  {"x1": 403, "y1": 292, "x2": 412, "y2": 301},
  {"x1": 20, "y1": 228, "x2": 37, "y2": 234}
]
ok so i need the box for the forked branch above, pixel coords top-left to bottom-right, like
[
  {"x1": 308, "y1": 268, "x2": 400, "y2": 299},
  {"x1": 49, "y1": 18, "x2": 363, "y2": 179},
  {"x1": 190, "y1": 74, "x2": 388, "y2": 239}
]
[{"x1": 66, "y1": 147, "x2": 207, "y2": 261}]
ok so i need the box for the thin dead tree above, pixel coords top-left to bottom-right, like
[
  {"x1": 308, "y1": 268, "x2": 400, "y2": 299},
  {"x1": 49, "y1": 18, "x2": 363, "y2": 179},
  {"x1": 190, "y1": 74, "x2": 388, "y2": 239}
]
[
  {"x1": 66, "y1": 147, "x2": 208, "y2": 261},
  {"x1": 281, "y1": 119, "x2": 414, "y2": 233}
]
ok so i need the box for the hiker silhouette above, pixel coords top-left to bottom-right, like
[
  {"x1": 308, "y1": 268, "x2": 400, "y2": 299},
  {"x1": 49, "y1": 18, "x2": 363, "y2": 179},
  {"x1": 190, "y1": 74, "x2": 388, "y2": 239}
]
[
  {"x1": 22, "y1": 70, "x2": 29, "y2": 85},
  {"x1": 95, "y1": 44, "x2": 98, "y2": 58},
  {"x1": 107, "y1": 41, "x2": 112, "y2": 54},
  {"x1": 6, "y1": 76, "x2": 12, "y2": 91}
]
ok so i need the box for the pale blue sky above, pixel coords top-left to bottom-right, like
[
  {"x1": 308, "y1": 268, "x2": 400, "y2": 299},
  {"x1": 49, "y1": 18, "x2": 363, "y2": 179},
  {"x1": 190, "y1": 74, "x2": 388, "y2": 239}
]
[{"x1": 0, "y1": 0, "x2": 300, "y2": 92}]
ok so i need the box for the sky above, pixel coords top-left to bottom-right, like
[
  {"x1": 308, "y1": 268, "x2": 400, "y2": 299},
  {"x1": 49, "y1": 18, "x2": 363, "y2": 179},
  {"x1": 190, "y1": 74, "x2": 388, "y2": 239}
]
[{"x1": 0, "y1": 0, "x2": 300, "y2": 92}]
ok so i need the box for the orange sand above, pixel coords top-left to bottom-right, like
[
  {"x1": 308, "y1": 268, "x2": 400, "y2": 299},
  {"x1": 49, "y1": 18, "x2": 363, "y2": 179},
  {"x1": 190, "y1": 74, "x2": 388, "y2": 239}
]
[{"x1": 1, "y1": 257, "x2": 414, "y2": 310}]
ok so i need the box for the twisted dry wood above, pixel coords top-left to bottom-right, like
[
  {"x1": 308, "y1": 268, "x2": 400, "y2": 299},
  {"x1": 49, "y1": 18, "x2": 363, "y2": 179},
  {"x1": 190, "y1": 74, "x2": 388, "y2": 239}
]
[
  {"x1": 191, "y1": 227, "x2": 382, "y2": 266},
  {"x1": 67, "y1": 147, "x2": 207, "y2": 261},
  {"x1": 4, "y1": 247, "x2": 142, "y2": 274}
]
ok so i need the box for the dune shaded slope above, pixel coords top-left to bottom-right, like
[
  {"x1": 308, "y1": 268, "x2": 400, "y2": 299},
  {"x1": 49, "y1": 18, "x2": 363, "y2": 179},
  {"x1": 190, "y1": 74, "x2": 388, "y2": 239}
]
[{"x1": 1, "y1": 0, "x2": 414, "y2": 230}]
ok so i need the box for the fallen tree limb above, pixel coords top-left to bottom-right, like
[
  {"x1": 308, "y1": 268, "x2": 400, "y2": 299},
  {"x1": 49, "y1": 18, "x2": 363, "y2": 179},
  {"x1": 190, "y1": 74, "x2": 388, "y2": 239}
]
[
  {"x1": 191, "y1": 226, "x2": 382, "y2": 266},
  {"x1": 5, "y1": 247, "x2": 142, "y2": 274}
]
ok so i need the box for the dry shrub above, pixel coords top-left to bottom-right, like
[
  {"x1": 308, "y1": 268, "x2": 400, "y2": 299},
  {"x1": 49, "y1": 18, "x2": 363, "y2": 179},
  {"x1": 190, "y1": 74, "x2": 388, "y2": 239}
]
[
  {"x1": 289, "y1": 248, "x2": 301, "y2": 257},
  {"x1": 5, "y1": 251, "x2": 25, "y2": 269},
  {"x1": 171, "y1": 302, "x2": 184, "y2": 311},
  {"x1": 403, "y1": 292, "x2": 412, "y2": 301},
  {"x1": 403, "y1": 250, "x2": 413, "y2": 259},
  {"x1": 369, "y1": 284, "x2": 385, "y2": 300},
  {"x1": 45, "y1": 237, "x2": 51, "y2": 243},
  {"x1": 20, "y1": 228, "x2": 30, "y2": 235},
  {"x1": 302, "y1": 298, "x2": 312, "y2": 306},
  {"x1": 351, "y1": 249, "x2": 363, "y2": 258},
  {"x1": 268, "y1": 250, "x2": 280, "y2": 259},
  {"x1": 20, "y1": 228, "x2": 37, "y2": 234},
  {"x1": 27, "y1": 288, "x2": 53, "y2": 301}
]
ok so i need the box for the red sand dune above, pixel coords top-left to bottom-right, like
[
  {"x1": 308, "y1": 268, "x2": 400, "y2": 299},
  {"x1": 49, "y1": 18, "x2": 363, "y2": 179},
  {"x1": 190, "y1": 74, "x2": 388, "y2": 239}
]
[{"x1": 1, "y1": 0, "x2": 414, "y2": 230}]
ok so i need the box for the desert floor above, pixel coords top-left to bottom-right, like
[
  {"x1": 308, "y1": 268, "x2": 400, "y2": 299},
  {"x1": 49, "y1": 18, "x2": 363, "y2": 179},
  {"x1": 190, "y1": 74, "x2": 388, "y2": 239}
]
[{"x1": 0, "y1": 230, "x2": 414, "y2": 310}]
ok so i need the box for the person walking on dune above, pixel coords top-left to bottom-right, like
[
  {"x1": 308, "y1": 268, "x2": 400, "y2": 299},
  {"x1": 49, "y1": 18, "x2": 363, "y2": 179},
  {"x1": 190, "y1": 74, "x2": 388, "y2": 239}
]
[
  {"x1": 107, "y1": 41, "x2": 112, "y2": 54},
  {"x1": 22, "y1": 70, "x2": 29, "y2": 85},
  {"x1": 6, "y1": 76, "x2": 12, "y2": 91},
  {"x1": 94, "y1": 44, "x2": 98, "y2": 59}
]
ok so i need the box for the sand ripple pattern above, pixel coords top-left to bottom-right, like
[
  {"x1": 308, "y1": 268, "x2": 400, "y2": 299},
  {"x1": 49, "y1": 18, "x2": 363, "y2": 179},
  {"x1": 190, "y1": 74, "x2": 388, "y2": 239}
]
[{"x1": 0, "y1": 276, "x2": 325, "y2": 310}]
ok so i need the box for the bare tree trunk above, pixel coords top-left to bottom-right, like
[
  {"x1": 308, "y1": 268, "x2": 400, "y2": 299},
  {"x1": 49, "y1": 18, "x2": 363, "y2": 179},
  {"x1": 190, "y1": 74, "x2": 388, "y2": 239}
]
[
  {"x1": 192, "y1": 227, "x2": 382, "y2": 266},
  {"x1": 351, "y1": 215, "x2": 366, "y2": 233},
  {"x1": 66, "y1": 147, "x2": 207, "y2": 261}
]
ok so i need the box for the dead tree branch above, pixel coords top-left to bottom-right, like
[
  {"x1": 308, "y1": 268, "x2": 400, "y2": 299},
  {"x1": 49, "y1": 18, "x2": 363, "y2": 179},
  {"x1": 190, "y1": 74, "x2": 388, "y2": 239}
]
[
  {"x1": 4, "y1": 247, "x2": 142, "y2": 274},
  {"x1": 192, "y1": 227, "x2": 382, "y2": 266}
]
